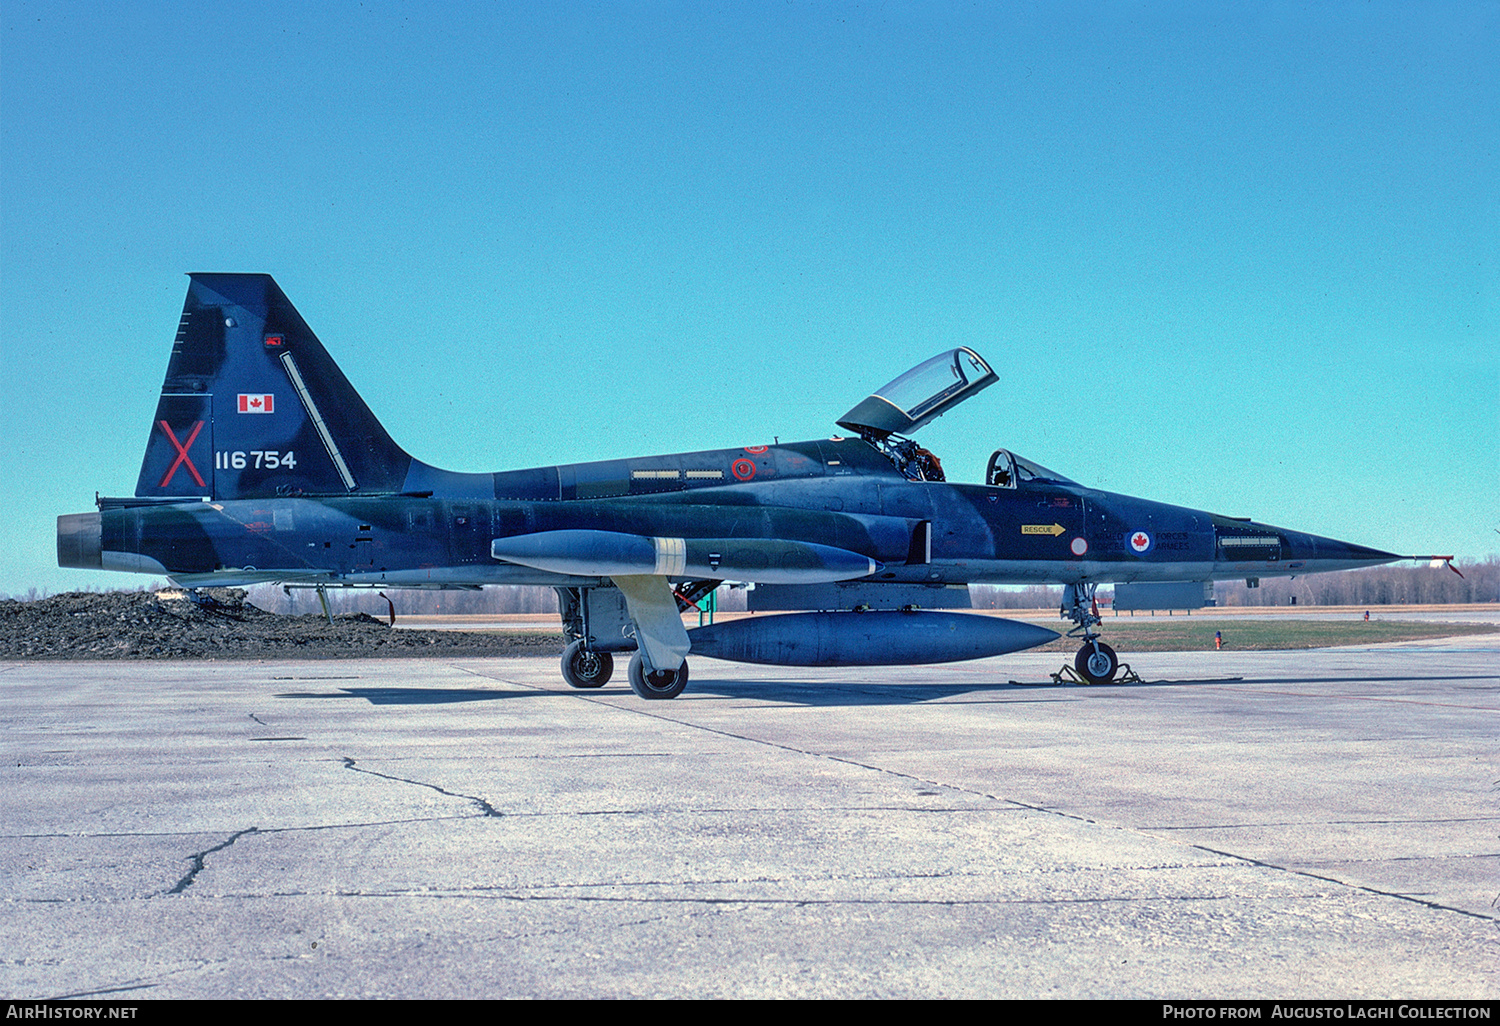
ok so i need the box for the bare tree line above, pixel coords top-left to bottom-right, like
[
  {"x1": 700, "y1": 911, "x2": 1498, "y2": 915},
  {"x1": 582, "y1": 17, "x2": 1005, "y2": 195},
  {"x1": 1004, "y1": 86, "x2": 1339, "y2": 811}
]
[
  {"x1": 1212, "y1": 557, "x2": 1499, "y2": 607},
  {"x1": 246, "y1": 583, "x2": 565, "y2": 617},
  {"x1": 969, "y1": 585, "x2": 1065, "y2": 608},
  {"x1": 12, "y1": 558, "x2": 1496, "y2": 613},
  {"x1": 248, "y1": 558, "x2": 1495, "y2": 618},
  {"x1": 244, "y1": 582, "x2": 756, "y2": 617}
]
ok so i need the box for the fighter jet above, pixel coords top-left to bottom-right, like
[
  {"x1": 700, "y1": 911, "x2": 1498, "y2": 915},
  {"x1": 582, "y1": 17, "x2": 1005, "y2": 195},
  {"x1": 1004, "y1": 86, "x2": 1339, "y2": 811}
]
[{"x1": 58, "y1": 274, "x2": 1408, "y2": 697}]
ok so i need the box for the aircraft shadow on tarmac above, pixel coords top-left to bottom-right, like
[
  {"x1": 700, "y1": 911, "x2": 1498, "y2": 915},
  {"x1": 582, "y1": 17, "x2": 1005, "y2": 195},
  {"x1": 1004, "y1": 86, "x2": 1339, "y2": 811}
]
[
  {"x1": 690, "y1": 671, "x2": 1497, "y2": 706},
  {"x1": 653, "y1": 676, "x2": 1231, "y2": 706},
  {"x1": 274, "y1": 687, "x2": 523, "y2": 705},
  {"x1": 274, "y1": 682, "x2": 1081, "y2": 707},
  {"x1": 273, "y1": 670, "x2": 1495, "y2": 708},
  {"x1": 270, "y1": 675, "x2": 1234, "y2": 708}
]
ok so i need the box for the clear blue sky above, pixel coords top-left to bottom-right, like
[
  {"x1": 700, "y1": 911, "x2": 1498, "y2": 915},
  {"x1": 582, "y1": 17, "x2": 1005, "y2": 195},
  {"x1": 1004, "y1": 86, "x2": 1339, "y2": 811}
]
[{"x1": 3, "y1": 1, "x2": 1496, "y2": 596}]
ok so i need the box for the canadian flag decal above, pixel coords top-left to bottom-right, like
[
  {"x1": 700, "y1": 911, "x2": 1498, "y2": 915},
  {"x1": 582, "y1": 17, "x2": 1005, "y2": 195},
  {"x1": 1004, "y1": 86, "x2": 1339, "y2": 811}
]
[{"x1": 238, "y1": 394, "x2": 274, "y2": 414}]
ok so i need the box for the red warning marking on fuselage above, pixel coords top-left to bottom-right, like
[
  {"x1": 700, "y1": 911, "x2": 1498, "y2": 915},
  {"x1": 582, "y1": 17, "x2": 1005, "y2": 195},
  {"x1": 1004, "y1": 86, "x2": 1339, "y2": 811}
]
[
  {"x1": 158, "y1": 420, "x2": 206, "y2": 488},
  {"x1": 744, "y1": 445, "x2": 768, "y2": 454},
  {"x1": 731, "y1": 458, "x2": 756, "y2": 481}
]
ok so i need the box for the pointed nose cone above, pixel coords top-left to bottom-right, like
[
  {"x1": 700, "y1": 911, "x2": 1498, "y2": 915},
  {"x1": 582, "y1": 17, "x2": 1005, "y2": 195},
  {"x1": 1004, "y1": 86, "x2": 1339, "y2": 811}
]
[{"x1": 1279, "y1": 530, "x2": 1403, "y2": 573}]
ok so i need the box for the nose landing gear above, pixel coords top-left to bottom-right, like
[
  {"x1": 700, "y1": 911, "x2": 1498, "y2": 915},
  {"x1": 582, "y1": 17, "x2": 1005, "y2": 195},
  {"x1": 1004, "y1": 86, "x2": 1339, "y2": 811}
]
[
  {"x1": 1075, "y1": 639, "x2": 1119, "y2": 685},
  {"x1": 1062, "y1": 583, "x2": 1120, "y2": 685}
]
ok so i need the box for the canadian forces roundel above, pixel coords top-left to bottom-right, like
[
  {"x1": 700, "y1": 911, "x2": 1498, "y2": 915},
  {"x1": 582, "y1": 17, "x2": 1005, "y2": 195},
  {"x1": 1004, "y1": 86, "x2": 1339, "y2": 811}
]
[{"x1": 1128, "y1": 530, "x2": 1153, "y2": 555}]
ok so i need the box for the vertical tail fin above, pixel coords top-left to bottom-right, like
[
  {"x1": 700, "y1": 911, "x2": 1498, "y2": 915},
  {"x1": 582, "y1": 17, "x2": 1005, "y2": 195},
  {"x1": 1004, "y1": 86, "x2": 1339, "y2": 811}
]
[{"x1": 135, "y1": 274, "x2": 412, "y2": 499}]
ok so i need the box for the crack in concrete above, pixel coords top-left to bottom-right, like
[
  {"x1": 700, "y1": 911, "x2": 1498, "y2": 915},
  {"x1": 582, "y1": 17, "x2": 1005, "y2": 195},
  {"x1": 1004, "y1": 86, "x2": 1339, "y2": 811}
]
[
  {"x1": 476, "y1": 862, "x2": 1228, "y2": 890},
  {"x1": 166, "y1": 827, "x2": 260, "y2": 895},
  {"x1": 8, "y1": 812, "x2": 473, "y2": 842},
  {"x1": 1287, "y1": 851, "x2": 1500, "y2": 867},
  {"x1": 342, "y1": 756, "x2": 502, "y2": 817},
  {"x1": 1150, "y1": 815, "x2": 1500, "y2": 830},
  {"x1": 269, "y1": 675, "x2": 362, "y2": 680},
  {"x1": 451, "y1": 663, "x2": 1500, "y2": 927},
  {"x1": 1189, "y1": 843, "x2": 1499, "y2": 923},
  {"x1": 237, "y1": 888, "x2": 1254, "y2": 908},
  {"x1": 453, "y1": 665, "x2": 1056, "y2": 815},
  {"x1": 497, "y1": 803, "x2": 1026, "y2": 819},
  {"x1": 45, "y1": 958, "x2": 242, "y2": 1002},
  {"x1": 46, "y1": 981, "x2": 161, "y2": 1000}
]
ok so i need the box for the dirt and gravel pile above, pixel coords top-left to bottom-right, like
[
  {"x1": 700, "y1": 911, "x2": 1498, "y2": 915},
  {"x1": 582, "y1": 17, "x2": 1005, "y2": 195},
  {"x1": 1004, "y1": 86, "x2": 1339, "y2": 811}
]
[{"x1": 0, "y1": 589, "x2": 563, "y2": 660}]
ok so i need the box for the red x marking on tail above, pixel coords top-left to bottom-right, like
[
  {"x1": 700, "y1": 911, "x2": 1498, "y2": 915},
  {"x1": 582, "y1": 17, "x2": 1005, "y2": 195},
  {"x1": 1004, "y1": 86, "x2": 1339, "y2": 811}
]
[{"x1": 158, "y1": 420, "x2": 206, "y2": 488}]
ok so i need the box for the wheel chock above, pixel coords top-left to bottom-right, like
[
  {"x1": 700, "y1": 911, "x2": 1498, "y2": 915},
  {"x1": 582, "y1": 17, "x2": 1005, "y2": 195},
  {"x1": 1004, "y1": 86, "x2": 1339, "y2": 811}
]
[{"x1": 1047, "y1": 662, "x2": 1142, "y2": 686}]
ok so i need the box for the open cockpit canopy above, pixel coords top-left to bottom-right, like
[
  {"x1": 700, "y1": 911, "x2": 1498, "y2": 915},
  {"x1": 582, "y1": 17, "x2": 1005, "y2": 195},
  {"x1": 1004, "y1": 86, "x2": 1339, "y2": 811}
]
[{"x1": 837, "y1": 348, "x2": 997, "y2": 440}]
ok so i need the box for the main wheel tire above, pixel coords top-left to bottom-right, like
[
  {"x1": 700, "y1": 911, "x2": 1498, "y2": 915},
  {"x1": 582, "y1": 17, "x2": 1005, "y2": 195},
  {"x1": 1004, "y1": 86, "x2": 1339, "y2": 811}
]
[
  {"x1": 627, "y1": 653, "x2": 689, "y2": 700},
  {"x1": 561, "y1": 641, "x2": 613, "y2": 688},
  {"x1": 1075, "y1": 641, "x2": 1119, "y2": 685}
]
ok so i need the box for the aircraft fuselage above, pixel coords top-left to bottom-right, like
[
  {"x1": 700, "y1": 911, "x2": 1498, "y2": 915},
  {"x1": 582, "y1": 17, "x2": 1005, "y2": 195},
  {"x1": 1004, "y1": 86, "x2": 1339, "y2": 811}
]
[
  {"x1": 60, "y1": 436, "x2": 1391, "y2": 590},
  {"x1": 57, "y1": 274, "x2": 1407, "y2": 696}
]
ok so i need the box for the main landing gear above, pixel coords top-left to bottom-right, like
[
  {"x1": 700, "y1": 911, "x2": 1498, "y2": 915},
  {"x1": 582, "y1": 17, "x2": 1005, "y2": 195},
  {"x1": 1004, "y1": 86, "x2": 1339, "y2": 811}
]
[
  {"x1": 561, "y1": 640, "x2": 688, "y2": 699},
  {"x1": 627, "y1": 654, "x2": 689, "y2": 700},
  {"x1": 554, "y1": 584, "x2": 694, "y2": 699},
  {"x1": 1062, "y1": 582, "x2": 1120, "y2": 684},
  {"x1": 561, "y1": 640, "x2": 614, "y2": 689}
]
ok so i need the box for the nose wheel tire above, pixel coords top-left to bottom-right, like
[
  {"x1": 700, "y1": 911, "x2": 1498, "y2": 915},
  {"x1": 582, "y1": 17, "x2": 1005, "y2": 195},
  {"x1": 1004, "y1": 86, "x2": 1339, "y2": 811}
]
[
  {"x1": 1075, "y1": 641, "x2": 1119, "y2": 685},
  {"x1": 627, "y1": 653, "x2": 689, "y2": 700},
  {"x1": 561, "y1": 641, "x2": 613, "y2": 688}
]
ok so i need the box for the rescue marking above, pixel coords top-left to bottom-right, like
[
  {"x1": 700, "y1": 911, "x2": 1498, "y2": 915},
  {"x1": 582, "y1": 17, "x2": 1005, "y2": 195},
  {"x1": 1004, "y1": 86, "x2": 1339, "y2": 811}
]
[
  {"x1": 158, "y1": 420, "x2": 206, "y2": 488},
  {"x1": 1021, "y1": 523, "x2": 1067, "y2": 536},
  {"x1": 731, "y1": 458, "x2": 756, "y2": 481},
  {"x1": 1070, "y1": 537, "x2": 1088, "y2": 556}
]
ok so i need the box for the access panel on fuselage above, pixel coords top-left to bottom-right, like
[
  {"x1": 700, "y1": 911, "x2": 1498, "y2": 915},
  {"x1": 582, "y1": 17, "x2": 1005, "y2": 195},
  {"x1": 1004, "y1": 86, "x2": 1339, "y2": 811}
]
[
  {"x1": 448, "y1": 504, "x2": 493, "y2": 566},
  {"x1": 962, "y1": 485, "x2": 1090, "y2": 562},
  {"x1": 1085, "y1": 495, "x2": 1215, "y2": 566}
]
